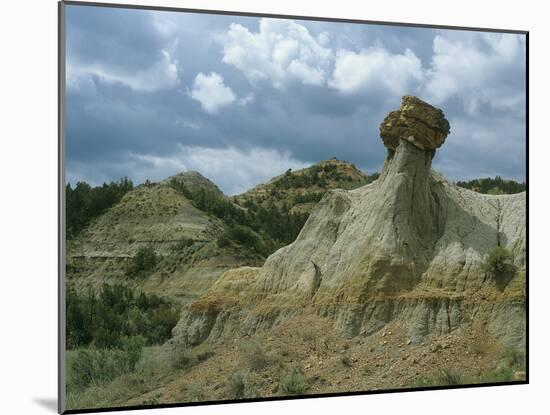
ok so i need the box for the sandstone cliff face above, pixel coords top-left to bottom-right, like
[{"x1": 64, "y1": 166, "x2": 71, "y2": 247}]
[{"x1": 170, "y1": 97, "x2": 525, "y2": 354}]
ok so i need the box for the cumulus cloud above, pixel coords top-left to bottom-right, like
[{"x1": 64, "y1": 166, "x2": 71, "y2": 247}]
[
  {"x1": 423, "y1": 33, "x2": 526, "y2": 114},
  {"x1": 68, "y1": 145, "x2": 309, "y2": 195},
  {"x1": 67, "y1": 50, "x2": 179, "y2": 92},
  {"x1": 66, "y1": 8, "x2": 526, "y2": 191},
  {"x1": 189, "y1": 72, "x2": 236, "y2": 114},
  {"x1": 328, "y1": 47, "x2": 424, "y2": 95},
  {"x1": 220, "y1": 18, "x2": 333, "y2": 88}
]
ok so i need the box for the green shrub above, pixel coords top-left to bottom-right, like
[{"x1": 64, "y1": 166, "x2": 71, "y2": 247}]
[
  {"x1": 66, "y1": 285, "x2": 178, "y2": 350},
  {"x1": 126, "y1": 245, "x2": 157, "y2": 277},
  {"x1": 279, "y1": 370, "x2": 309, "y2": 395},
  {"x1": 67, "y1": 339, "x2": 145, "y2": 393},
  {"x1": 414, "y1": 368, "x2": 466, "y2": 387},
  {"x1": 480, "y1": 366, "x2": 515, "y2": 383},
  {"x1": 228, "y1": 372, "x2": 246, "y2": 399},
  {"x1": 484, "y1": 246, "x2": 513, "y2": 278},
  {"x1": 501, "y1": 347, "x2": 526, "y2": 371},
  {"x1": 170, "y1": 347, "x2": 190, "y2": 370},
  {"x1": 217, "y1": 234, "x2": 231, "y2": 248},
  {"x1": 477, "y1": 347, "x2": 525, "y2": 384},
  {"x1": 228, "y1": 371, "x2": 258, "y2": 399},
  {"x1": 94, "y1": 327, "x2": 120, "y2": 349},
  {"x1": 122, "y1": 336, "x2": 146, "y2": 371},
  {"x1": 437, "y1": 368, "x2": 465, "y2": 385},
  {"x1": 239, "y1": 337, "x2": 268, "y2": 371},
  {"x1": 487, "y1": 187, "x2": 505, "y2": 195},
  {"x1": 225, "y1": 225, "x2": 260, "y2": 248}
]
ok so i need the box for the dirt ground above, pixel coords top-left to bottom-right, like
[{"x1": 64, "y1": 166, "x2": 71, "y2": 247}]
[{"x1": 121, "y1": 314, "x2": 523, "y2": 407}]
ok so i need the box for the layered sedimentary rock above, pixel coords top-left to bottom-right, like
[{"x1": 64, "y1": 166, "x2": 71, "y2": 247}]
[
  {"x1": 170, "y1": 96, "x2": 525, "y2": 354},
  {"x1": 380, "y1": 95, "x2": 451, "y2": 151}
]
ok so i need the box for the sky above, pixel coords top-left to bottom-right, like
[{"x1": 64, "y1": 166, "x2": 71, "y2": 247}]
[{"x1": 65, "y1": 5, "x2": 527, "y2": 195}]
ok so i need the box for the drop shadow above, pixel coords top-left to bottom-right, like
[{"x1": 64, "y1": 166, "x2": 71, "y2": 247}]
[{"x1": 34, "y1": 398, "x2": 57, "y2": 413}]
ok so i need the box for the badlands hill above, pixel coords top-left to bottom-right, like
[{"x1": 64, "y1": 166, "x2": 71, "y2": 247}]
[
  {"x1": 66, "y1": 96, "x2": 526, "y2": 408},
  {"x1": 233, "y1": 158, "x2": 376, "y2": 214},
  {"x1": 145, "y1": 96, "x2": 526, "y2": 403},
  {"x1": 66, "y1": 160, "x2": 372, "y2": 304}
]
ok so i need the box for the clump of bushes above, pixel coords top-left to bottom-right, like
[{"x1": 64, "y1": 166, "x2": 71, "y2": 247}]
[
  {"x1": 67, "y1": 336, "x2": 145, "y2": 392},
  {"x1": 480, "y1": 346, "x2": 526, "y2": 383},
  {"x1": 238, "y1": 337, "x2": 268, "y2": 371},
  {"x1": 228, "y1": 371, "x2": 258, "y2": 399},
  {"x1": 484, "y1": 246, "x2": 515, "y2": 280},
  {"x1": 414, "y1": 368, "x2": 466, "y2": 387},
  {"x1": 500, "y1": 347, "x2": 526, "y2": 371},
  {"x1": 218, "y1": 225, "x2": 273, "y2": 256},
  {"x1": 126, "y1": 245, "x2": 157, "y2": 277},
  {"x1": 479, "y1": 366, "x2": 515, "y2": 383},
  {"x1": 279, "y1": 369, "x2": 309, "y2": 395},
  {"x1": 66, "y1": 285, "x2": 179, "y2": 349},
  {"x1": 170, "y1": 347, "x2": 190, "y2": 370}
]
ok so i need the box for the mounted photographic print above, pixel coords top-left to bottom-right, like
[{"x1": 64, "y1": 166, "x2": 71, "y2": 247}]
[{"x1": 58, "y1": 1, "x2": 528, "y2": 413}]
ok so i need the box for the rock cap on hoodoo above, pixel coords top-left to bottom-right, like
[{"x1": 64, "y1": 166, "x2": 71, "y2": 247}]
[{"x1": 380, "y1": 95, "x2": 450, "y2": 151}]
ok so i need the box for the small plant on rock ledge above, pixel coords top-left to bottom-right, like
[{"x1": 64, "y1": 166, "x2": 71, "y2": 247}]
[{"x1": 484, "y1": 246, "x2": 515, "y2": 281}]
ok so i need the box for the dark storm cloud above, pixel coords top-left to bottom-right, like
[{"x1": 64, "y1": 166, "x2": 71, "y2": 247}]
[
  {"x1": 67, "y1": 6, "x2": 165, "y2": 69},
  {"x1": 65, "y1": 5, "x2": 526, "y2": 195}
]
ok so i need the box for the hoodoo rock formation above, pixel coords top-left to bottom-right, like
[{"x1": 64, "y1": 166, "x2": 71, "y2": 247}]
[
  {"x1": 380, "y1": 95, "x2": 451, "y2": 152},
  {"x1": 170, "y1": 96, "x2": 525, "y2": 356}
]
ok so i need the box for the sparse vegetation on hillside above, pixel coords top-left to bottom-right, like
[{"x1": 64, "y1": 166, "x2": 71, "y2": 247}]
[
  {"x1": 66, "y1": 177, "x2": 134, "y2": 238},
  {"x1": 238, "y1": 337, "x2": 268, "y2": 371},
  {"x1": 169, "y1": 238, "x2": 195, "y2": 253},
  {"x1": 67, "y1": 336, "x2": 145, "y2": 392},
  {"x1": 228, "y1": 371, "x2": 257, "y2": 399},
  {"x1": 455, "y1": 176, "x2": 525, "y2": 194},
  {"x1": 484, "y1": 246, "x2": 515, "y2": 280},
  {"x1": 218, "y1": 224, "x2": 263, "y2": 253},
  {"x1": 273, "y1": 163, "x2": 371, "y2": 190},
  {"x1": 126, "y1": 245, "x2": 158, "y2": 277},
  {"x1": 169, "y1": 178, "x2": 308, "y2": 256},
  {"x1": 169, "y1": 179, "x2": 246, "y2": 223},
  {"x1": 66, "y1": 284, "x2": 179, "y2": 349}
]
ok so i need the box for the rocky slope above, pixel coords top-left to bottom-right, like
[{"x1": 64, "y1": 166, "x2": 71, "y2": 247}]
[{"x1": 170, "y1": 95, "x2": 526, "y2": 360}]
